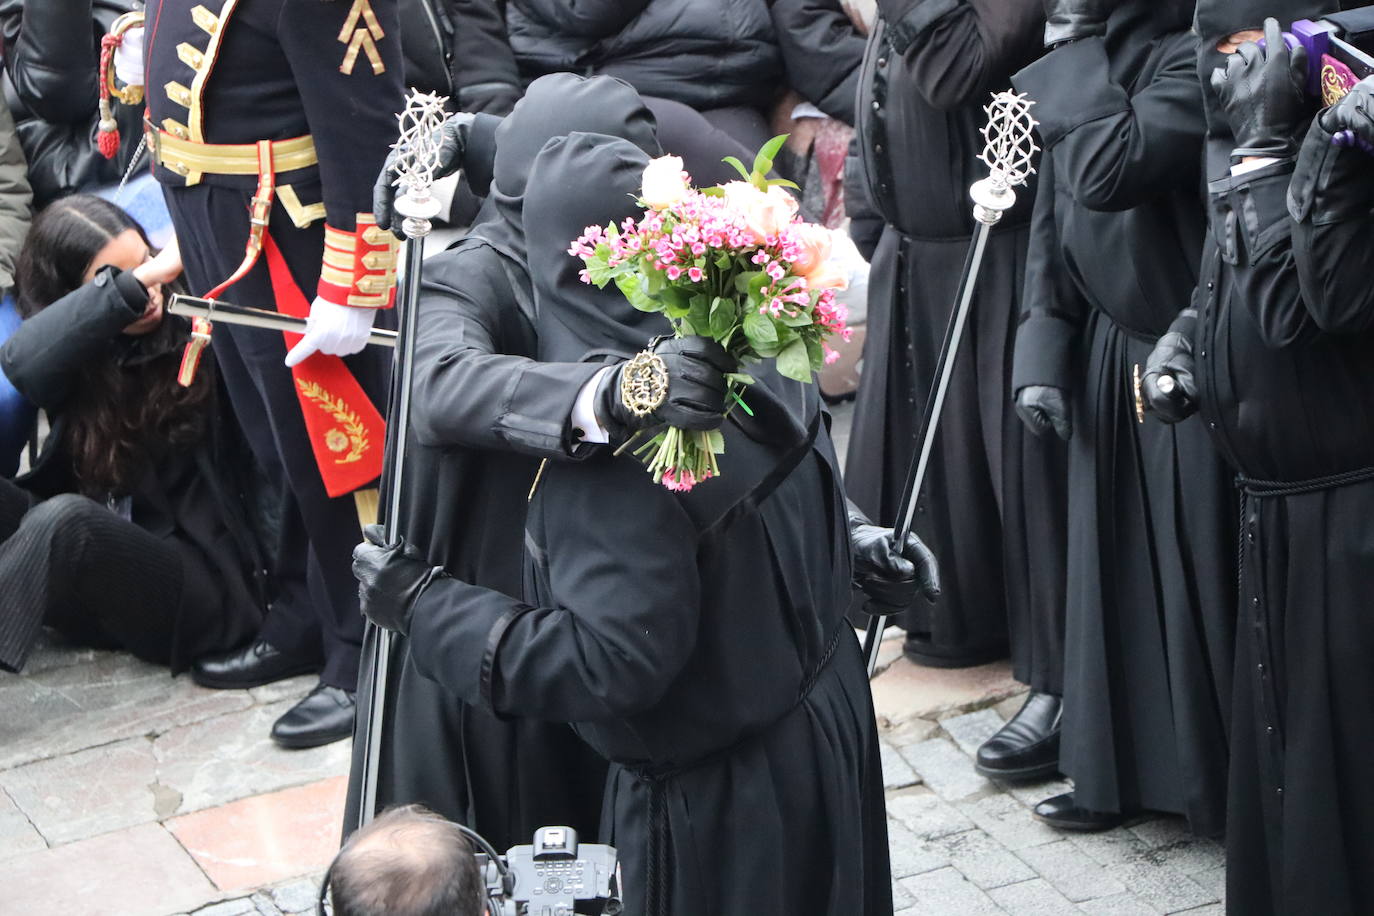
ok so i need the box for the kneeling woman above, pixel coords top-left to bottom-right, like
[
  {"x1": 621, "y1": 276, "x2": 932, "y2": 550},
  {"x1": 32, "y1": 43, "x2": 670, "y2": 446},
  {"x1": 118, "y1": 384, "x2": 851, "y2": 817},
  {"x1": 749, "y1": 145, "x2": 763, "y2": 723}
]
[
  {"x1": 356, "y1": 134, "x2": 897, "y2": 915},
  {"x1": 0, "y1": 195, "x2": 264, "y2": 673}
]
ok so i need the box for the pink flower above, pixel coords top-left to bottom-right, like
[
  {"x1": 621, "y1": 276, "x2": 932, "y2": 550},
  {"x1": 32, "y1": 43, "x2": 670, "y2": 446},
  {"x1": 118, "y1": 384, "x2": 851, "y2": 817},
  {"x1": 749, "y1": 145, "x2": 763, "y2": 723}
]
[
  {"x1": 823, "y1": 344, "x2": 841, "y2": 365},
  {"x1": 666, "y1": 265, "x2": 683, "y2": 281},
  {"x1": 721, "y1": 181, "x2": 799, "y2": 245},
  {"x1": 688, "y1": 267, "x2": 704, "y2": 282}
]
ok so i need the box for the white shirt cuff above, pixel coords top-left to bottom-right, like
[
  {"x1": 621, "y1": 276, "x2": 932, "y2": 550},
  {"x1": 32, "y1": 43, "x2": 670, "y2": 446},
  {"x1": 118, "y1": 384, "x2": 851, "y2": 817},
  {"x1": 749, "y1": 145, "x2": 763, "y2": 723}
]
[
  {"x1": 1231, "y1": 157, "x2": 1279, "y2": 176},
  {"x1": 571, "y1": 367, "x2": 613, "y2": 444}
]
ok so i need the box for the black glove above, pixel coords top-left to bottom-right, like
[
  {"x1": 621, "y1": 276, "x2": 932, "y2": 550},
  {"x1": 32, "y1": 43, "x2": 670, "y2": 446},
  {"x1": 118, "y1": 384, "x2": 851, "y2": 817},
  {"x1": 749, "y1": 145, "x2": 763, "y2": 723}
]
[
  {"x1": 352, "y1": 525, "x2": 443, "y2": 637},
  {"x1": 1141, "y1": 322, "x2": 1198, "y2": 424},
  {"x1": 457, "y1": 81, "x2": 522, "y2": 117},
  {"x1": 848, "y1": 501, "x2": 941, "y2": 613},
  {"x1": 596, "y1": 336, "x2": 735, "y2": 437},
  {"x1": 1043, "y1": 0, "x2": 1112, "y2": 47},
  {"x1": 1015, "y1": 385, "x2": 1072, "y2": 441},
  {"x1": 373, "y1": 112, "x2": 478, "y2": 237},
  {"x1": 1211, "y1": 18, "x2": 1310, "y2": 160},
  {"x1": 1320, "y1": 75, "x2": 1374, "y2": 146}
]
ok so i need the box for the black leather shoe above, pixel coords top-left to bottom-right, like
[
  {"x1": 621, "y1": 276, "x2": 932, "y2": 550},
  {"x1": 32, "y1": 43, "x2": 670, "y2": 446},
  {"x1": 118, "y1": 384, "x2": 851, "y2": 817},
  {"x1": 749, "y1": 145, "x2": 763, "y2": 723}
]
[
  {"x1": 1033, "y1": 793, "x2": 1128, "y2": 832},
  {"x1": 976, "y1": 691, "x2": 1062, "y2": 781},
  {"x1": 191, "y1": 640, "x2": 320, "y2": 690},
  {"x1": 270, "y1": 683, "x2": 356, "y2": 749},
  {"x1": 902, "y1": 633, "x2": 1008, "y2": 669}
]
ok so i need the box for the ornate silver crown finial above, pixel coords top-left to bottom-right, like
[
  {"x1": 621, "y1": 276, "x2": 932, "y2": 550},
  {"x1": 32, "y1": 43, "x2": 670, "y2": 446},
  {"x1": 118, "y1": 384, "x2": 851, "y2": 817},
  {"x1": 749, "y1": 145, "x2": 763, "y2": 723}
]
[
  {"x1": 978, "y1": 91, "x2": 1039, "y2": 191},
  {"x1": 391, "y1": 90, "x2": 448, "y2": 225}
]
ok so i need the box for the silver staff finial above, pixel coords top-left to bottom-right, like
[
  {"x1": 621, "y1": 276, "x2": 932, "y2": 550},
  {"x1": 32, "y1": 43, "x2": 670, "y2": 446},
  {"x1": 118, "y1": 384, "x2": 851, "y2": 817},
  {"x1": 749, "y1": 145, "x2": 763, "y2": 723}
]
[
  {"x1": 971, "y1": 90, "x2": 1039, "y2": 226},
  {"x1": 391, "y1": 90, "x2": 449, "y2": 235}
]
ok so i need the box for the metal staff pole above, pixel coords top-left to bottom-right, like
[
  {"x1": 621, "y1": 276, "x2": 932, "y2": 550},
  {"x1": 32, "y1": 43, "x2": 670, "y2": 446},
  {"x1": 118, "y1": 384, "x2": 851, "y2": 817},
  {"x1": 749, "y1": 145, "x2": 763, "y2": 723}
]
[
  {"x1": 167, "y1": 294, "x2": 399, "y2": 348},
  {"x1": 356, "y1": 91, "x2": 448, "y2": 828},
  {"x1": 864, "y1": 92, "x2": 1039, "y2": 678}
]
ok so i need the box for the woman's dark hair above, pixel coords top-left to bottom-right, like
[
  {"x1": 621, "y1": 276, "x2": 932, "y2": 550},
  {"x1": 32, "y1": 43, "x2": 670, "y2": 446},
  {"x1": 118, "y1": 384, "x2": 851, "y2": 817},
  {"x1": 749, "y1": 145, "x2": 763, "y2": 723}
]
[{"x1": 15, "y1": 195, "x2": 212, "y2": 496}]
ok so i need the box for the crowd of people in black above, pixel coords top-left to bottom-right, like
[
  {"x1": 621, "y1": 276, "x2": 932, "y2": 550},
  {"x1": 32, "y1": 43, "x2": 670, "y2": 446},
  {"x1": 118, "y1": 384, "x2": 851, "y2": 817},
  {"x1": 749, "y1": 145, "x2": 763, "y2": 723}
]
[{"x1": 0, "y1": 0, "x2": 1372, "y2": 914}]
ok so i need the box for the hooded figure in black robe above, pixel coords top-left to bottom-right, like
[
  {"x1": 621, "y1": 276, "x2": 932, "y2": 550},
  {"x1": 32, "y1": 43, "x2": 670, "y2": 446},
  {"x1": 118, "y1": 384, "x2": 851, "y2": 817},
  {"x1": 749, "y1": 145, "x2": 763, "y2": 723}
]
[
  {"x1": 847, "y1": 0, "x2": 1067, "y2": 691},
  {"x1": 344, "y1": 73, "x2": 666, "y2": 847},
  {"x1": 355, "y1": 131, "x2": 893, "y2": 916},
  {"x1": 1008, "y1": 1, "x2": 1236, "y2": 834},
  {"x1": 1142, "y1": 4, "x2": 1374, "y2": 911}
]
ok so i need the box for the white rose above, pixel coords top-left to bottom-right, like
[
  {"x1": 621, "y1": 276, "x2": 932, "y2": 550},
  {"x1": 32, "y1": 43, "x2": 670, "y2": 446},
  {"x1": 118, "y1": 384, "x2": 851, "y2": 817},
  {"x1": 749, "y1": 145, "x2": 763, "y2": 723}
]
[{"x1": 641, "y1": 156, "x2": 690, "y2": 210}]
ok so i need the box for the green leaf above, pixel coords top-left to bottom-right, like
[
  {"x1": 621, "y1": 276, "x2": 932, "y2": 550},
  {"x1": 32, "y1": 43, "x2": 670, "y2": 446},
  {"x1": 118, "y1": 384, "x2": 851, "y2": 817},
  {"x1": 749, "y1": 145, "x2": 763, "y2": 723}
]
[
  {"x1": 780, "y1": 310, "x2": 813, "y2": 328},
  {"x1": 734, "y1": 271, "x2": 764, "y2": 295},
  {"x1": 805, "y1": 336, "x2": 824, "y2": 371},
  {"x1": 585, "y1": 255, "x2": 615, "y2": 288},
  {"x1": 752, "y1": 134, "x2": 789, "y2": 178},
  {"x1": 698, "y1": 185, "x2": 726, "y2": 198},
  {"x1": 709, "y1": 297, "x2": 736, "y2": 338},
  {"x1": 777, "y1": 338, "x2": 813, "y2": 382},
  {"x1": 765, "y1": 178, "x2": 801, "y2": 190},
  {"x1": 715, "y1": 252, "x2": 734, "y2": 271},
  {"x1": 725, "y1": 372, "x2": 756, "y2": 387},
  {"x1": 614, "y1": 272, "x2": 658, "y2": 312},
  {"x1": 721, "y1": 155, "x2": 751, "y2": 181},
  {"x1": 706, "y1": 429, "x2": 726, "y2": 454},
  {"x1": 742, "y1": 310, "x2": 778, "y2": 345}
]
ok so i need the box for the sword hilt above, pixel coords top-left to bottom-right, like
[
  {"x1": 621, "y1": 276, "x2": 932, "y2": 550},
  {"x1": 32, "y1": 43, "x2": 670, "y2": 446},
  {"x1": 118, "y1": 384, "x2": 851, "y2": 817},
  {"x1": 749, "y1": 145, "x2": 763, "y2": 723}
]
[{"x1": 391, "y1": 90, "x2": 449, "y2": 238}]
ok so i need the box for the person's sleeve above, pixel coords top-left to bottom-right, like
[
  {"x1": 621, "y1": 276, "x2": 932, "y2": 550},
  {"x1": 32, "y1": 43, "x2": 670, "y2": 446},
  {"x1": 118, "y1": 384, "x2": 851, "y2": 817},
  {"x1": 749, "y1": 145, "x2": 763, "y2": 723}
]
[
  {"x1": 769, "y1": 0, "x2": 865, "y2": 125},
  {"x1": 406, "y1": 456, "x2": 701, "y2": 721},
  {"x1": 1011, "y1": 152, "x2": 1083, "y2": 393},
  {"x1": 0, "y1": 103, "x2": 32, "y2": 291},
  {"x1": 3, "y1": 0, "x2": 100, "y2": 124},
  {"x1": 877, "y1": 0, "x2": 1042, "y2": 110},
  {"x1": 508, "y1": 0, "x2": 647, "y2": 38},
  {"x1": 410, "y1": 256, "x2": 605, "y2": 457},
  {"x1": 844, "y1": 134, "x2": 883, "y2": 259},
  {"x1": 277, "y1": 0, "x2": 406, "y2": 310},
  {"x1": 1011, "y1": 31, "x2": 1204, "y2": 212},
  {"x1": 1289, "y1": 117, "x2": 1374, "y2": 335},
  {"x1": 1213, "y1": 158, "x2": 1314, "y2": 349},
  {"x1": 451, "y1": 0, "x2": 523, "y2": 115},
  {"x1": 0, "y1": 270, "x2": 146, "y2": 410}
]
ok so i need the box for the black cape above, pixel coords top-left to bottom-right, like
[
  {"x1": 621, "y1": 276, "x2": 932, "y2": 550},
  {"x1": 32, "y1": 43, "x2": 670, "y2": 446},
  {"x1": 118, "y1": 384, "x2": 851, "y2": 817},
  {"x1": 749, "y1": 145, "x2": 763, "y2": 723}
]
[
  {"x1": 847, "y1": 0, "x2": 1068, "y2": 685},
  {"x1": 1010, "y1": 7, "x2": 1236, "y2": 834},
  {"x1": 398, "y1": 132, "x2": 892, "y2": 916},
  {"x1": 344, "y1": 74, "x2": 662, "y2": 848}
]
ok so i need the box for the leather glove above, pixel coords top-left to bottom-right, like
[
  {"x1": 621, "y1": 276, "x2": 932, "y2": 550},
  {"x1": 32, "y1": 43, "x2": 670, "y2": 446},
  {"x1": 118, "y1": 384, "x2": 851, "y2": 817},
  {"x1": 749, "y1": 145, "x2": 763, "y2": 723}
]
[
  {"x1": 848, "y1": 501, "x2": 941, "y2": 613},
  {"x1": 1320, "y1": 75, "x2": 1374, "y2": 147},
  {"x1": 1211, "y1": 18, "x2": 1310, "y2": 160},
  {"x1": 373, "y1": 112, "x2": 478, "y2": 236},
  {"x1": 284, "y1": 298, "x2": 377, "y2": 367},
  {"x1": 1015, "y1": 385, "x2": 1072, "y2": 441},
  {"x1": 595, "y1": 336, "x2": 735, "y2": 436},
  {"x1": 457, "y1": 82, "x2": 522, "y2": 116},
  {"x1": 1141, "y1": 321, "x2": 1198, "y2": 424},
  {"x1": 113, "y1": 26, "x2": 145, "y2": 87},
  {"x1": 352, "y1": 525, "x2": 443, "y2": 638},
  {"x1": 1043, "y1": 0, "x2": 1112, "y2": 47}
]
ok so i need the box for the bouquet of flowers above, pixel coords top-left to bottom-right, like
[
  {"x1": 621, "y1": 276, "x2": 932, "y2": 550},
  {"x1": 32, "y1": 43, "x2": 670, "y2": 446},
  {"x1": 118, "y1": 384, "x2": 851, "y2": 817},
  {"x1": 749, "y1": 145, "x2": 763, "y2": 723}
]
[{"x1": 569, "y1": 136, "x2": 852, "y2": 491}]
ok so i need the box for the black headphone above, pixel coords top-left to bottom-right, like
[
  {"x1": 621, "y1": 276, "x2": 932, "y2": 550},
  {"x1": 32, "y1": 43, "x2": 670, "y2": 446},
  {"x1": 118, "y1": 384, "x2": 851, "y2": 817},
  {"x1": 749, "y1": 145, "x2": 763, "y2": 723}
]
[{"x1": 315, "y1": 822, "x2": 516, "y2": 916}]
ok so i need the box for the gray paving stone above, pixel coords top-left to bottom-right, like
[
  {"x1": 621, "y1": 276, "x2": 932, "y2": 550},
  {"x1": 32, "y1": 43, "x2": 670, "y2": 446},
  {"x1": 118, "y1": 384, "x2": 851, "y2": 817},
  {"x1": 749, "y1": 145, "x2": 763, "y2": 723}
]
[
  {"x1": 0, "y1": 786, "x2": 45, "y2": 862},
  {"x1": 1172, "y1": 906, "x2": 1223, "y2": 915},
  {"x1": 1107, "y1": 861, "x2": 1216, "y2": 913},
  {"x1": 887, "y1": 818, "x2": 949, "y2": 879},
  {"x1": 1077, "y1": 893, "x2": 1162, "y2": 915},
  {"x1": 884, "y1": 717, "x2": 942, "y2": 750},
  {"x1": 1138, "y1": 837, "x2": 1226, "y2": 877},
  {"x1": 0, "y1": 737, "x2": 159, "y2": 844},
  {"x1": 898, "y1": 737, "x2": 988, "y2": 801},
  {"x1": 250, "y1": 890, "x2": 285, "y2": 915},
  {"x1": 1067, "y1": 827, "x2": 1151, "y2": 868},
  {"x1": 928, "y1": 828, "x2": 1035, "y2": 890},
  {"x1": 153, "y1": 700, "x2": 351, "y2": 814},
  {"x1": 247, "y1": 675, "x2": 318, "y2": 708},
  {"x1": 191, "y1": 899, "x2": 257, "y2": 916},
  {"x1": 988, "y1": 878, "x2": 1080, "y2": 915},
  {"x1": 898, "y1": 866, "x2": 1005, "y2": 915},
  {"x1": 881, "y1": 741, "x2": 921, "y2": 790},
  {"x1": 1015, "y1": 840, "x2": 1129, "y2": 903},
  {"x1": 1188, "y1": 865, "x2": 1226, "y2": 900},
  {"x1": 995, "y1": 693, "x2": 1029, "y2": 721},
  {"x1": 960, "y1": 790, "x2": 1062, "y2": 851},
  {"x1": 893, "y1": 879, "x2": 916, "y2": 912},
  {"x1": 886, "y1": 788, "x2": 976, "y2": 842},
  {"x1": 269, "y1": 877, "x2": 320, "y2": 913},
  {"x1": 1128, "y1": 817, "x2": 1193, "y2": 850},
  {"x1": 942, "y1": 708, "x2": 1006, "y2": 757},
  {"x1": 1006, "y1": 776, "x2": 1073, "y2": 809}
]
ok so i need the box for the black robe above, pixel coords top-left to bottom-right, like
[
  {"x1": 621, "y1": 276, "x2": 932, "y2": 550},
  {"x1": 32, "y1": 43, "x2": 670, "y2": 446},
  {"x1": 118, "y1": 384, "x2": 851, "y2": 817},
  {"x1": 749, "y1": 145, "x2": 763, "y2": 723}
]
[
  {"x1": 345, "y1": 74, "x2": 665, "y2": 848},
  {"x1": 846, "y1": 0, "x2": 1069, "y2": 684},
  {"x1": 1010, "y1": 9, "x2": 1235, "y2": 834},
  {"x1": 1188, "y1": 121, "x2": 1374, "y2": 916},
  {"x1": 399, "y1": 132, "x2": 892, "y2": 916}
]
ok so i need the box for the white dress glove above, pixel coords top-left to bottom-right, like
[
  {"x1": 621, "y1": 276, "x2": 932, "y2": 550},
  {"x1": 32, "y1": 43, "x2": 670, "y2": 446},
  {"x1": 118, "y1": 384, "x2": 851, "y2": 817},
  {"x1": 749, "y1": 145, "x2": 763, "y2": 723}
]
[
  {"x1": 113, "y1": 27, "x2": 146, "y2": 88},
  {"x1": 284, "y1": 297, "x2": 376, "y2": 367}
]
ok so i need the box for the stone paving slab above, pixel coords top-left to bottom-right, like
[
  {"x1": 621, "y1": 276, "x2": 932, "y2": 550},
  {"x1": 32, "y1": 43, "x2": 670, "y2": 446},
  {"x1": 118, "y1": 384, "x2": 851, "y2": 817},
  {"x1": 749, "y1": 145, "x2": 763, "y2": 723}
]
[
  {"x1": 153, "y1": 699, "x2": 351, "y2": 815},
  {"x1": 0, "y1": 785, "x2": 45, "y2": 862},
  {"x1": 872, "y1": 657, "x2": 1023, "y2": 726},
  {"x1": 0, "y1": 821, "x2": 217, "y2": 915},
  {"x1": 987, "y1": 878, "x2": 1081, "y2": 915},
  {"x1": 899, "y1": 736, "x2": 990, "y2": 801},
  {"x1": 942, "y1": 708, "x2": 1007, "y2": 757}
]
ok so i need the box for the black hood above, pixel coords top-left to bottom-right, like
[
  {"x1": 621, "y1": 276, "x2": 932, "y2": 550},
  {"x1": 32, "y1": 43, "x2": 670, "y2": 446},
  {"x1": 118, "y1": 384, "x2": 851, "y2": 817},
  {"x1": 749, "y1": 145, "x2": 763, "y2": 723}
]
[
  {"x1": 524, "y1": 132, "x2": 670, "y2": 363},
  {"x1": 472, "y1": 73, "x2": 660, "y2": 267}
]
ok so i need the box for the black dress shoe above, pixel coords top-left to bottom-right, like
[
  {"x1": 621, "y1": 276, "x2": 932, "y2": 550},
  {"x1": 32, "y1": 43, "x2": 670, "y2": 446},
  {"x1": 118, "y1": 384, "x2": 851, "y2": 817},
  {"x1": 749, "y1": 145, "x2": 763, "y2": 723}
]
[
  {"x1": 902, "y1": 633, "x2": 1008, "y2": 669},
  {"x1": 191, "y1": 640, "x2": 320, "y2": 690},
  {"x1": 976, "y1": 691, "x2": 1062, "y2": 781},
  {"x1": 1033, "y1": 793, "x2": 1128, "y2": 832},
  {"x1": 271, "y1": 683, "x2": 356, "y2": 749}
]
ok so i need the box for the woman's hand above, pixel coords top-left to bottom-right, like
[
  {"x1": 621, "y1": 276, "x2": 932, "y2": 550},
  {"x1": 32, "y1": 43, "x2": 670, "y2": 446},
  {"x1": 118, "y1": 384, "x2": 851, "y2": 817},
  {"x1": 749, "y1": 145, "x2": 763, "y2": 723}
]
[{"x1": 123, "y1": 239, "x2": 183, "y2": 335}]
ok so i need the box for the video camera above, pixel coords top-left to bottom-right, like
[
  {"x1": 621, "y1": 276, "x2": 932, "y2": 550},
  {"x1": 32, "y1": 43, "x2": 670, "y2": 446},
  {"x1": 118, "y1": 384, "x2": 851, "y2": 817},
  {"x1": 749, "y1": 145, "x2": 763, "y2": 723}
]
[{"x1": 477, "y1": 826, "x2": 623, "y2": 916}]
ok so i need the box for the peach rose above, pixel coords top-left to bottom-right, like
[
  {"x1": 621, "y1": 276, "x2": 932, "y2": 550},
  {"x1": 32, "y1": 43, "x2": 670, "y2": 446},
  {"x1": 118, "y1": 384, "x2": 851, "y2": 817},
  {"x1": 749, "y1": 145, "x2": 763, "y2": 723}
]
[
  {"x1": 641, "y1": 155, "x2": 690, "y2": 210},
  {"x1": 790, "y1": 223, "x2": 835, "y2": 280},
  {"x1": 722, "y1": 181, "x2": 798, "y2": 242}
]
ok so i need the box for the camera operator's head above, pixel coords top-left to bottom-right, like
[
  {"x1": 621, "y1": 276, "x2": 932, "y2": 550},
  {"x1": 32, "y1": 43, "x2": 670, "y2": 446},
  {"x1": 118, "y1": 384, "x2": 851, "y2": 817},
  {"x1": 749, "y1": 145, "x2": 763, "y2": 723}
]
[{"x1": 326, "y1": 805, "x2": 487, "y2": 916}]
